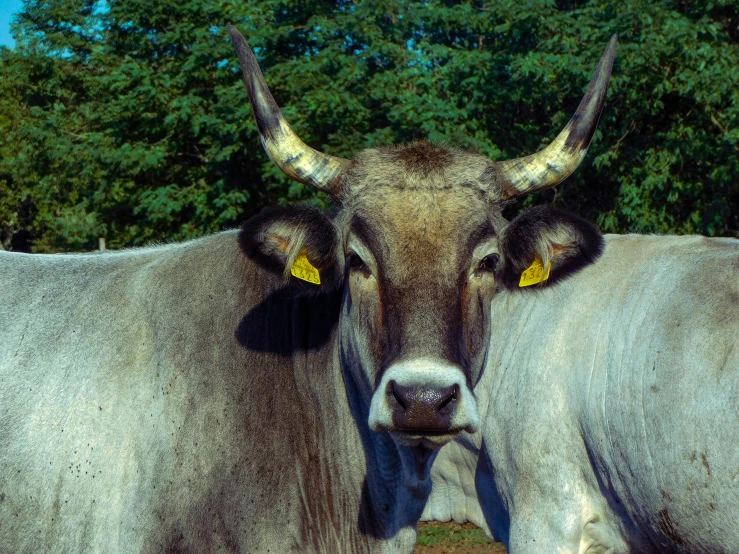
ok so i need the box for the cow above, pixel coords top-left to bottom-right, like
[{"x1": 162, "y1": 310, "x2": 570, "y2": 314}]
[
  {"x1": 0, "y1": 27, "x2": 617, "y2": 553},
  {"x1": 423, "y1": 237, "x2": 739, "y2": 553}
]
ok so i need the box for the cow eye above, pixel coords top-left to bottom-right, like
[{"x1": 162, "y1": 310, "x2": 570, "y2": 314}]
[
  {"x1": 478, "y1": 254, "x2": 499, "y2": 273},
  {"x1": 347, "y1": 252, "x2": 367, "y2": 272}
]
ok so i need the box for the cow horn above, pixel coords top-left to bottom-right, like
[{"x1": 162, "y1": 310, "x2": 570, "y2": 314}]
[
  {"x1": 228, "y1": 26, "x2": 350, "y2": 194},
  {"x1": 496, "y1": 35, "x2": 618, "y2": 200}
]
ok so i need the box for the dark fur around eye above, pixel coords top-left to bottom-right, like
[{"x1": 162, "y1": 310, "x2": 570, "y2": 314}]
[
  {"x1": 478, "y1": 254, "x2": 499, "y2": 273},
  {"x1": 347, "y1": 252, "x2": 367, "y2": 272}
]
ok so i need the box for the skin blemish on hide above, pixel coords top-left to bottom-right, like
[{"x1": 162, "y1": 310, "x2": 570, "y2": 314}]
[
  {"x1": 701, "y1": 453, "x2": 711, "y2": 478},
  {"x1": 658, "y1": 508, "x2": 685, "y2": 546}
]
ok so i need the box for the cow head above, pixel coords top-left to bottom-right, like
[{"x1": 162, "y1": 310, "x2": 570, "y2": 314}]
[{"x1": 231, "y1": 27, "x2": 614, "y2": 449}]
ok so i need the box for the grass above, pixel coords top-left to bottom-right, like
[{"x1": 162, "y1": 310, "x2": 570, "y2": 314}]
[{"x1": 414, "y1": 522, "x2": 506, "y2": 553}]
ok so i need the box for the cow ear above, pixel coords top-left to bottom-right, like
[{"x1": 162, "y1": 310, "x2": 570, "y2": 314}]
[
  {"x1": 499, "y1": 205, "x2": 604, "y2": 290},
  {"x1": 239, "y1": 205, "x2": 341, "y2": 291}
]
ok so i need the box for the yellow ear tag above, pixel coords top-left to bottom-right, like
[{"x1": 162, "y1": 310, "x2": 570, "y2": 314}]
[
  {"x1": 290, "y1": 253, "x2": 321, "y2": 285},
  {"x1": 519, "y1": 256, "x2": 551, "y2": 287}
]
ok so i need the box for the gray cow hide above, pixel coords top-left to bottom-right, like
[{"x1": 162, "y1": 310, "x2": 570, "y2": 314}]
[
  {"x1": 0, "y1": 234, "x2": 428, "y2": 553},
  {"x1": 425, "y1": 233, "x2": 739, "y2": 554}
]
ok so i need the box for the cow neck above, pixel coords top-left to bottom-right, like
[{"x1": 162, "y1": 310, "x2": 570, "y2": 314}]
[
  {"x1": 235, "y1": 262, "x2": 421, "y2": 551},
  {"x1": 337, "y1": 297, "x2": 437, "y2": 543}
]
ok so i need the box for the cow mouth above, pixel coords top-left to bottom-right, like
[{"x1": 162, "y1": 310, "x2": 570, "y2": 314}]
[
  {"x1": 394, "y1": 428, "x2": 460, "y2": 436},
  {"x1": 390, "y1": 428, "x2": 468, "y2": 449}
]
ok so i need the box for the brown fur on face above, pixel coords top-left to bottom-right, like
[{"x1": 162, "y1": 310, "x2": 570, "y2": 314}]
[
  {"x1": 334, "y1": 142, "x2": 504, "y2": 380},
  {"x1": 241, "y1": 141, "x2": 603, "y2": 383},
  {"x1": 335, "y1": 142, "x2": 513, "y2": 203},
  {"x1": 387, "y1": 141, "x2": 456, "y2": 176}
]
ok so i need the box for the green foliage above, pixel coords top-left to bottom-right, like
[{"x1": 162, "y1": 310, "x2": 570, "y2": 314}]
[{"x1": 0, "y1": 0, "x2": 737, "y2": 251}]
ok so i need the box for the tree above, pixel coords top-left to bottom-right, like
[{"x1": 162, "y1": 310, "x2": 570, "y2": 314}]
[{"x1": 0, "y1": 0, "x2": 737, "y2": 252}]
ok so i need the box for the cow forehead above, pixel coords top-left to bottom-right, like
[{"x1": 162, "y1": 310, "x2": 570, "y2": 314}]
[
  {"x1": 334, "y1": 143, "x2": 503, "y2": 281},
  {"x1": 341, "y1": 142, "x2": 499, "y2": 199},
  {"x1": 350, "y1": 188, "x2": 492, "y2": 246}
]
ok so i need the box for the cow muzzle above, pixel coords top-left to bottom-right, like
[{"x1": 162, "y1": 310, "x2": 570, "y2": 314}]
[{"x1": 367, "y1": 358, "x2": 479, "y2": 448}]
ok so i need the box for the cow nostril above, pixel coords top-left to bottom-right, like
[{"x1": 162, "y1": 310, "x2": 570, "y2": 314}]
[
  {"x1": 388, "y1": 380, "x2": 407, "y2": 410},
  {"x1": 437, "y1": 384, "x2": 458, "y2": 411},
  {"x1": 393, "y1": 389, "x2": 407, "y2": 410}
]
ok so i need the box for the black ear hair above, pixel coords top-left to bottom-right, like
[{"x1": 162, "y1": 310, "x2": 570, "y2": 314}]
[
  {"x1": 499, "y1": 205, "x2": 604, "y2": 290},
  {"x1": 239, "y1": 205, "x2": 342, "y2": 291}
]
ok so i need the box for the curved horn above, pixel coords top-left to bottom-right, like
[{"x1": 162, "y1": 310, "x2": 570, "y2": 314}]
[
  {"x1": 496, "y1": 35, "x2": 618, "y2": 200},
  {"x1": 227, "y1": 25, "x2": 350, "y2": 194}
]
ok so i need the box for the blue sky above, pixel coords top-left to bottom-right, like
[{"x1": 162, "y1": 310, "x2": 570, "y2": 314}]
[{"x1": 0, "y1": 0, "x2": 23, "y2": 48}]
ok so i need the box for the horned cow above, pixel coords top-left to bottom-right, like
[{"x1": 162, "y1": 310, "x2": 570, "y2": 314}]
[{"x1": 0, "y1": 27, "x2": 616, "y2": 553}]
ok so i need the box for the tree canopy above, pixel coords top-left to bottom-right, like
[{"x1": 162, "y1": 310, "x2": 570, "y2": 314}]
[{"x1": 1, "y1": 0, "x2": 737, "y2": 252}]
